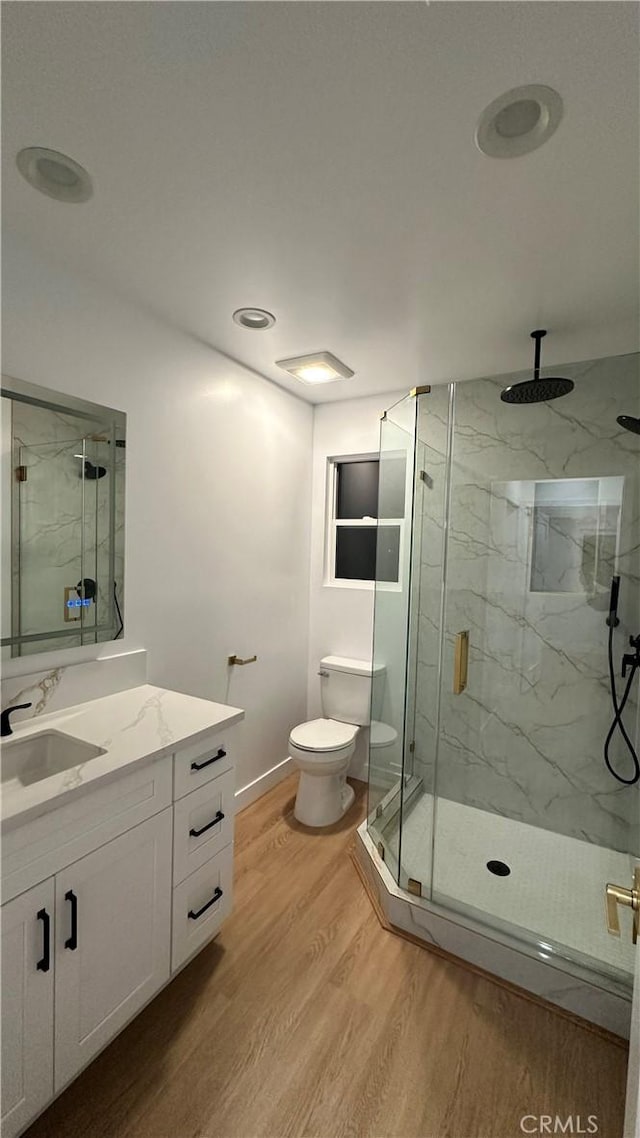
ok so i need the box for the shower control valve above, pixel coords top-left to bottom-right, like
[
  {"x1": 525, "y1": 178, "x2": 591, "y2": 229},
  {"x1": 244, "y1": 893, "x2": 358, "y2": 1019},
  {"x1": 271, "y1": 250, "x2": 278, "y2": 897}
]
[{"x1": 621, "y1": 635, "x2": 640, "y2": 678}]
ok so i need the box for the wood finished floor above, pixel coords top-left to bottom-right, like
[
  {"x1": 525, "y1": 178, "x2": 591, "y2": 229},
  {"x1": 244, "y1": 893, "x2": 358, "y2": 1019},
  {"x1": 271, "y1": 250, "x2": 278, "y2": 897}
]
[{"x1": 26, "y1": 776, "x2": 628, "y2": 1138}]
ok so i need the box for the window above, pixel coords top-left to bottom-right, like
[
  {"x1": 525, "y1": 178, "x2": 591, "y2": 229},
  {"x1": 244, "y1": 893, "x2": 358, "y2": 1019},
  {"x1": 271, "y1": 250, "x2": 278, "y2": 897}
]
[{"x1": 327, "y1": 455, "x2": 406, "y2": 586}]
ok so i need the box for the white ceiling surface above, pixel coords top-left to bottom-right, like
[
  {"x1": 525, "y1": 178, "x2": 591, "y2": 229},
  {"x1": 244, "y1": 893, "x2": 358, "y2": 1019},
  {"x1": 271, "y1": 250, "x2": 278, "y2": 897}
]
[{"x1": 2, "y1": 2, "x2": 638, "y2": 404}]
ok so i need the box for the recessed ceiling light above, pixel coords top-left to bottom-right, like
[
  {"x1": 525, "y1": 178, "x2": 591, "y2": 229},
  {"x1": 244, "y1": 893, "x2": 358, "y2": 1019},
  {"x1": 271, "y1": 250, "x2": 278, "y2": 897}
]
[
  {"x1": 16, "y1": 147, "x2": 93, "y2": 202},
  {"x1": 475, "y1": 85, "x2": 563, "y2": 158},
  {"x1": 232, "y1": 308, "x2": 276, "y2": 330},
  {"x1": 276, "y1": 351, "x2": 354, "y2": 385}
]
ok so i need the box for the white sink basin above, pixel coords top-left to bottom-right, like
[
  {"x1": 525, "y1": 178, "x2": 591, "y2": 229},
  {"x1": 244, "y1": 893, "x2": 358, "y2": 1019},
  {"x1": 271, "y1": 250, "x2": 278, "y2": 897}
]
[{"x1": 1, "y1": 731, "x2": 107, "y2": 787}]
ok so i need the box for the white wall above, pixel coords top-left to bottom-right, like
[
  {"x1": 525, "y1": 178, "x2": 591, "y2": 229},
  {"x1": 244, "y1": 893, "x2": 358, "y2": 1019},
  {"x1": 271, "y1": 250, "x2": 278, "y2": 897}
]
[
  {"x1": 306, "y1": 391, "x2": 405, "y2": 778},
  {"x1": 2, "y1": 235, "x2": 313, "y2": 800},
  {"x1": 1, "y1": 399, "x2": 12, "y2": 657}
]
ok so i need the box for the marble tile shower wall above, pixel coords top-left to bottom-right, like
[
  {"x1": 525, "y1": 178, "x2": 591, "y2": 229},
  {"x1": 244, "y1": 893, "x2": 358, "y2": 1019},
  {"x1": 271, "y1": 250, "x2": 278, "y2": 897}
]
[
  {"x1": 413, "y1": 353, "x2": 639, "y2": 855},
  {"x1": 11, "y1": 402, "x2": 125, "y2": 655}
]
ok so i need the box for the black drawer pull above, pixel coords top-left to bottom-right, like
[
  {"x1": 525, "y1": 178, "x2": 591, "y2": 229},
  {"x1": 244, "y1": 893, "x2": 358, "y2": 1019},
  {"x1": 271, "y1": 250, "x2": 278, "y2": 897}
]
[
  {"x1": 191, "y1": 748, "x2": 226, "y2": 772},
  {"x1": 65, "y1": 890, "x2": 78, "y2": 950},
  {"x1": 189, "y1": 810, "x2": 225, "y2": 839},
  {"x1": 36, "y1": 908, "x2": 51, "y2": 972},
  {"x1": 188, "y1": 886, "x2": 223, "y2": 921}
]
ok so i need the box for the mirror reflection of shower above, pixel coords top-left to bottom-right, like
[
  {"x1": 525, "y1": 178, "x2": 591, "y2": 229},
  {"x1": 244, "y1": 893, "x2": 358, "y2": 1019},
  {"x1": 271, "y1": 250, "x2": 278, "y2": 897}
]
[
  {"x1": 617, "y1": 414, "x2": 640, "y2": 435},
  {"x1": 1, "y1": 383, "x2": 126, "y2": 658},
  {"x1": 74, "y1": 455, "x2": 107, "y2": 479}
]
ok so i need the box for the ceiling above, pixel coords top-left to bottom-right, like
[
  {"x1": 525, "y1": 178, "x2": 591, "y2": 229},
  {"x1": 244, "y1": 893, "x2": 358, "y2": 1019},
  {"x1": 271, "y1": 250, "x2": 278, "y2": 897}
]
[{"x1": 2, "y1": 2, "x2": 638, "y2": 404}]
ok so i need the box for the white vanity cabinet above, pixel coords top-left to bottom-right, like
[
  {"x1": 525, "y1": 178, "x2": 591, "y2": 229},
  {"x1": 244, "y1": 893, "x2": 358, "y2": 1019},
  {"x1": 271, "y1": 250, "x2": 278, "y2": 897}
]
[
  {"x1": 53, "y1": 809, "x2": 172, "y2": 1091},
  {"x1": 1, "y1": 814, "x2": 173, "y2": 1125},
  {"x1": 170, "y1": 733, "x2": 236, "y2": 973},
  {"x1": 1, "y1": 879, "x2": 55, "y2": 1138},
  {"x1": 1, "y1": 712, "x2": 239, "y2": 1138}
]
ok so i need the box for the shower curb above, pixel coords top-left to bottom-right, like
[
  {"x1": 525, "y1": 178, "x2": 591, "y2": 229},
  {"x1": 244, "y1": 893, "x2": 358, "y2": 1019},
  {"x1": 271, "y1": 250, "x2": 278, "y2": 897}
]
[{"x1": 352, "y1": 821, "x2": 631, "y2": 1043}]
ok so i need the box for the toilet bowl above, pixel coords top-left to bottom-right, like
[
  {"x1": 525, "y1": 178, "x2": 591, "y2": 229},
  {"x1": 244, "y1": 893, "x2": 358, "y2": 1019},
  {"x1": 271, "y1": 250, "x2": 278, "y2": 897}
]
[
  {"x1": 369, "y1": 720, "x2": 398, "y2": 752},
  {"x1": 289, "y1": 656, "x2": 384, "y2": 827},
  {"x1": 288, "y1": 719, "x2": 358, "y2": 827}
]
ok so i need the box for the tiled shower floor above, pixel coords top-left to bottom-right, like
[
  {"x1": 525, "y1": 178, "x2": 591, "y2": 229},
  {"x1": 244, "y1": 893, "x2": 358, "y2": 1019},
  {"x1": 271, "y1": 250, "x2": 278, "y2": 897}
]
[{"x1": 382, "y1": 792, "x2": 635, "y2": 981}]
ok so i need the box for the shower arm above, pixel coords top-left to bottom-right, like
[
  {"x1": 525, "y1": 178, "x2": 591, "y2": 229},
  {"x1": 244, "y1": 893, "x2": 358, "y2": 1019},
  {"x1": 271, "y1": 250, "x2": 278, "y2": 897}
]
[{"x1": 531, "y1": 329, "x2": 545, "y2": 382}]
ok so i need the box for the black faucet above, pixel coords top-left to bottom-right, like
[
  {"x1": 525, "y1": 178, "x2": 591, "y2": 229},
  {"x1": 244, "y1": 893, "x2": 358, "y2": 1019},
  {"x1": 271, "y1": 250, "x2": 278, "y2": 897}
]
[{"x1": 1, "y1": 703, "x2": 33, "y2": 737}]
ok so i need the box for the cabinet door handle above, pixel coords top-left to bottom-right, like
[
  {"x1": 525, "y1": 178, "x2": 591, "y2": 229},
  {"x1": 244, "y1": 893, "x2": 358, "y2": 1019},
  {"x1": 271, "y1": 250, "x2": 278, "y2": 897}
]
[
  {"x1": 64, "y1": 890, "x2": 78, "y2": 950},
  {"x1": 188, "y1": 886, "x2": 223, "y2": 921},
  {"x1": 191, "y1": 748, "x2": 226, "y2": 772},
  {"x1": 36, "y1": 908, "x2": 51, "y2": 972},
  {"x1": 189, "y1": 810, "x2": 225, "y2": 839}
]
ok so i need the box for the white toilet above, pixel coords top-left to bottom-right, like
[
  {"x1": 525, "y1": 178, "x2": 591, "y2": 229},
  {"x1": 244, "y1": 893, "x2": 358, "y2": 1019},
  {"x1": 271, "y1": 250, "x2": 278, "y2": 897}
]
[{"x1": 289, "y1": 655, "x2": 378, "y2": 827}]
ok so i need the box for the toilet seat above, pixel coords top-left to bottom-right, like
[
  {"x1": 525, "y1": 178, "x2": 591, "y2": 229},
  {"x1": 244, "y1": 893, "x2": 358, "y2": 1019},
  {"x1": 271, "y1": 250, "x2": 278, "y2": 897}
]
[
  {"x1": 369, "y1": 720, "x2": 398, "y2": 749},
  {"x1": 289, "y1": 718, "x2": 358, "y2": 753}
]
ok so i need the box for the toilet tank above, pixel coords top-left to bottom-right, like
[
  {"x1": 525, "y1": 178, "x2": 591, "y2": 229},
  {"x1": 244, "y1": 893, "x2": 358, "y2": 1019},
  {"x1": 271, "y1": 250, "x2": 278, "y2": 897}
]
[{"x1": 320, "y1": 656, "x2": 384, "y2": 726}]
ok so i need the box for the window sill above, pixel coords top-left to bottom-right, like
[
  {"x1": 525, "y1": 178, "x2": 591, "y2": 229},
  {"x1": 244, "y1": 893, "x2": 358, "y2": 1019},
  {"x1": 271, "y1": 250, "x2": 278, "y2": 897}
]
[
  {"x1": 323, "y1": 579, "x2": 402, "y2": 594},
  {"x1": 324, "y1": 579, "x2": 375, "y2": 592}
]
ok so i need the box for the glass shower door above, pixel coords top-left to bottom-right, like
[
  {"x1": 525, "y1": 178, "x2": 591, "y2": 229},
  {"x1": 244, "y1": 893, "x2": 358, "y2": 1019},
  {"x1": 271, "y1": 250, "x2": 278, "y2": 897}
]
[
  {"x1": 367, "y1": 393, "x2": 417, "y2": 881},
  {"x1": 395, "y1": 386, "x2": 452, "y2": 894},
  {"x1": 429, "y1": 365, "x2": 640, "y2": 989}
]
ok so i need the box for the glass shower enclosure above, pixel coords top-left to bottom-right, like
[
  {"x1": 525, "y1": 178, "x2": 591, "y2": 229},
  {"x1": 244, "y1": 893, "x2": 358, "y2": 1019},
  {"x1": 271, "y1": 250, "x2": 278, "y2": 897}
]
[{"x1": 367, "y1": 352, "x2": 640, "y2": 996}]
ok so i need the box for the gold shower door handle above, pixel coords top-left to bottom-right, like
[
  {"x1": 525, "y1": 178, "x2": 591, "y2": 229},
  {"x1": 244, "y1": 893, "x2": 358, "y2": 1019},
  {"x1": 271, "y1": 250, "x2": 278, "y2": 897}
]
[
  {"x1": 453, "y1": 631, "x2": 469, "y2": 694},
  {"x1": 605, "y1": 867, "x2": 640, "y2": 943}
]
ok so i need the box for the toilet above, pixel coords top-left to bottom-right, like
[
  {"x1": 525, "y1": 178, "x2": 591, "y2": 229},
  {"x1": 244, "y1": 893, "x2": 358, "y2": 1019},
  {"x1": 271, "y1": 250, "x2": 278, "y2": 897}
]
[{"x1": 289, "y1": 656, "x2": 380, "y2": 827}]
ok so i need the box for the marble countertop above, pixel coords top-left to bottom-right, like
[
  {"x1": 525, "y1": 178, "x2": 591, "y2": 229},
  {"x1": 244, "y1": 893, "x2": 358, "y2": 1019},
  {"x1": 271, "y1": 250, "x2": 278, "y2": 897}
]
[{"x1": 1, "y1": 684, "x2": 244, "y2": 830}]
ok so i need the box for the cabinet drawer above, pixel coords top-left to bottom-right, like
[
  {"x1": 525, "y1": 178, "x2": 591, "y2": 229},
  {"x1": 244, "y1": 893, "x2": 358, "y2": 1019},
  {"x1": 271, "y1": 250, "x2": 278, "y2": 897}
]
[
  {"x1": 171, "y1": 845, "x2": 233, "y2": 974},
  {"x1": 2, "y1": 757, "x2": 172, "y2": 904},
  {"x1": 173, "y1": 770, "x2": 235, "y2": 886},
  {"x1": 173, "y1": 733, "x2": 233, "y2": 800}
]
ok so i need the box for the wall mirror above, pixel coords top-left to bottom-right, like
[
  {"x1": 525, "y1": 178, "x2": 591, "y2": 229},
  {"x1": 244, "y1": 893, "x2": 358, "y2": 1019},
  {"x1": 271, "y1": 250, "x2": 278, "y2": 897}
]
[{"x1": 1, "y1": 375, "x2": 126, "y2": 658}]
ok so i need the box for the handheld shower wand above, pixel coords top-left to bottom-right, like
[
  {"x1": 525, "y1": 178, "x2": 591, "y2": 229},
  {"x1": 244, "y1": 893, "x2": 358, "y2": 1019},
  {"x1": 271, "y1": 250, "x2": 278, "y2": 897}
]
[
  {"x1": 606, "y1": 575, "x2": 620, "y2": 628},
  {"x1": 604, "y1": 575, "x2": 640, "y2": 786}
]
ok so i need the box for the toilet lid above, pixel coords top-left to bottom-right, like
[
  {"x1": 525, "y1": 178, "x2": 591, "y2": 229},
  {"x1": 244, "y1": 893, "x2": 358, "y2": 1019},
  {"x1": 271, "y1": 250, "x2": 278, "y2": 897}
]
[{"x1": 290, "y1": 718, "x2": 358, "y2": 752}]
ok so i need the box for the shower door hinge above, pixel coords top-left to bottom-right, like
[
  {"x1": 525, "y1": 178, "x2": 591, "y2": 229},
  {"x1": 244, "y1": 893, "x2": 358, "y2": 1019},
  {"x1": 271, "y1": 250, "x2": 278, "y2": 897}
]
[
  {"x1": 419, "y1": 470, "x2": 433, "y2": 488},
  {"x1": 63, "y1": 586, "x2": 81, "y2": 622},
  {"x1": 376, "y1": 841, "x2": 385, "y2": 862},
  {"x1": 407, "y1": 878, "x2": 422, "y2": 897},
  {"x1": 15, "y1": 465, "x2": 27, "y2": 482},
  {"x1": 409, "y1": 741, "x2": 415, "y2": 753}
]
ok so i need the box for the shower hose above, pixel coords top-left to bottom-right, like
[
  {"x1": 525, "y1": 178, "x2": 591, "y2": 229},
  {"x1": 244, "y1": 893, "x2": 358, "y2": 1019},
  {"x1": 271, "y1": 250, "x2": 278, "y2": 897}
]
[{"x1": 604, "y1": 623, "x2": 640, "y2": 785}]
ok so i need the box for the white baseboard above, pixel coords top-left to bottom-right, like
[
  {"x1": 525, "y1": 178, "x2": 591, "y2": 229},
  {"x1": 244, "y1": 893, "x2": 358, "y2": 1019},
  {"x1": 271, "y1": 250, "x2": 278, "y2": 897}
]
[{"x1": 235, "y1": 756, "x2": 294, "y2": 813}]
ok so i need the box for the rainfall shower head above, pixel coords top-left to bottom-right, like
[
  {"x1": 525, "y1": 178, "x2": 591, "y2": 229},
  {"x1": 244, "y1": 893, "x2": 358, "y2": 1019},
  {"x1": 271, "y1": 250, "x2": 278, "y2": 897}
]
[
  {"x1": 617, "y1": 415, "x2": 640, "y2": 435},
  {"x1": 83, "y1": 460, "x2": 107, "y2": 480},
  {"x1": 500, "y1": 330, "x2": 574, "y2": 404}
]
